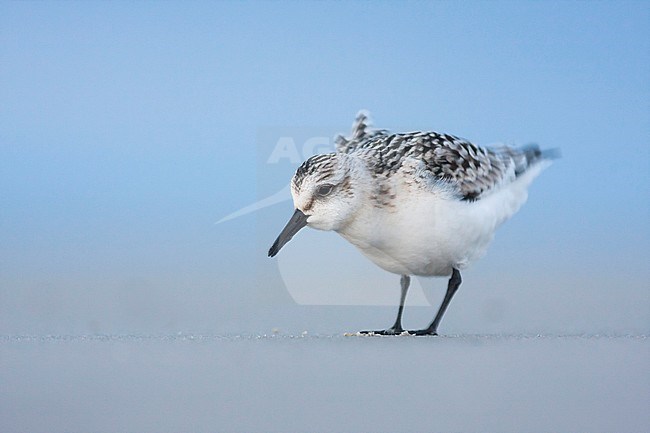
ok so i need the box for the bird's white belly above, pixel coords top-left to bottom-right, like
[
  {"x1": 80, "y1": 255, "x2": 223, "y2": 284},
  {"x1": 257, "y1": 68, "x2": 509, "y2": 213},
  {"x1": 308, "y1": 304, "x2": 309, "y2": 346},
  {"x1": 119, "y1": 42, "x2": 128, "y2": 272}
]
[
  {"x1": 338, "y1": 200, "x2": 493, "y2": 276},
  {"x1": 352, "y1": 237, "x2": 465, "y2": 277},
  {"x1": 337, "y1": 172, "x2": 537, "y2": 277}
]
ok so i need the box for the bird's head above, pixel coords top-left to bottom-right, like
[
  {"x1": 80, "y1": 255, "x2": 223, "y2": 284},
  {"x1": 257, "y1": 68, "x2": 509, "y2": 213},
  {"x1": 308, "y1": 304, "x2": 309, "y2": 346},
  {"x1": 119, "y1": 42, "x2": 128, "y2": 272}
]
[{"x1": 268, "y1": 153, "x2": 363, "y2": 257}]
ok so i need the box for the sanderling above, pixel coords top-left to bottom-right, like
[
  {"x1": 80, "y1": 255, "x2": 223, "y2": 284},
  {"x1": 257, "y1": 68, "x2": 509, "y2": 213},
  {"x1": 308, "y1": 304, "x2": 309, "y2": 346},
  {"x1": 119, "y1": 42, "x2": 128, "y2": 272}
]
[{"x1": 269, "y1": 111, "x2": 557, "y2": 336}]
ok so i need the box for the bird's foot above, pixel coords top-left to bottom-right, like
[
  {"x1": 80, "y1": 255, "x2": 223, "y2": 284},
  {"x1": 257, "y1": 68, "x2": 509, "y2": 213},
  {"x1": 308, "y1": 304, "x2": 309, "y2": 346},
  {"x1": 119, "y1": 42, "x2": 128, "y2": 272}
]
[
  {"x1": 358, "y1": 327, "x2": 410, "y2": 336},
  {"x1": 408, "y1": 328, "x2": 438, "y2": 336},
  {"x1": 356, "y1": 327, "x2": 439, "y2": 336}
]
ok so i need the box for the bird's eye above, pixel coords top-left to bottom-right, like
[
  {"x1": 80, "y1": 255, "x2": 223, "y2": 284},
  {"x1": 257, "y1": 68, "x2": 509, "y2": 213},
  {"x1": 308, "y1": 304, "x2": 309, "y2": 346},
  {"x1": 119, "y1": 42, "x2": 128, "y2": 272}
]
[{"x1": 317, "y1": 184, "x2": 334, "y2": 197}]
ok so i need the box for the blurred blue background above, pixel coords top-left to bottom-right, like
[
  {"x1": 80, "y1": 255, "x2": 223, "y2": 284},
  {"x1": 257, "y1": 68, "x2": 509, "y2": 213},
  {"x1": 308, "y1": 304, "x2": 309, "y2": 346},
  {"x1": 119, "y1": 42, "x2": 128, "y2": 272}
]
[{"x1": 1, "y1": 1, "x2": 648, "y2": 336}]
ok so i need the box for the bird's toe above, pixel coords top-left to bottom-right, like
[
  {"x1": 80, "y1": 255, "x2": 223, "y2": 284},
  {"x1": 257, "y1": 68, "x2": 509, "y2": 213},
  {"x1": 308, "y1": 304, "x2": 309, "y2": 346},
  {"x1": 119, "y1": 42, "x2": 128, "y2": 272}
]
[
  {"x1": 358, "y1": 327, "x2": 411, "y2": 336},
  {"x1": 409, "y1": 328, "x2": 438, "y2": 336}
]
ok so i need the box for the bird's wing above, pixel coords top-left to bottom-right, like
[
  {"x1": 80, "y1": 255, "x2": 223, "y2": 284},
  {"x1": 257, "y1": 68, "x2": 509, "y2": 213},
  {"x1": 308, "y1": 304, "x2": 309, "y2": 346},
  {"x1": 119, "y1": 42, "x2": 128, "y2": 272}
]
[
  {"x1": 360, "y1": 131, "x2": 545, "y2": 201},
  {"x1": 418, "y1": 135, "x2": 551, "y2": 200},
  {"x1": 336, "y1": 112, "x2": 549, "y2": 200},
  {"x1": 416, "y1": 134, "x2": 515, "y2": 200}
]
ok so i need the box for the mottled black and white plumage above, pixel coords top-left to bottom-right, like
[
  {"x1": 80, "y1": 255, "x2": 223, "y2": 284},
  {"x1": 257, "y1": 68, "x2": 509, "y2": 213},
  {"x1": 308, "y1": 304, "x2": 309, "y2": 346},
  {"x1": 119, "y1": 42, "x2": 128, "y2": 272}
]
[
  {"x1": 335, "y1": 111, "x2": 545, "y2": 201},
  {"x1": 270, "y1": 111, "x2": 557, "y2": 336}
]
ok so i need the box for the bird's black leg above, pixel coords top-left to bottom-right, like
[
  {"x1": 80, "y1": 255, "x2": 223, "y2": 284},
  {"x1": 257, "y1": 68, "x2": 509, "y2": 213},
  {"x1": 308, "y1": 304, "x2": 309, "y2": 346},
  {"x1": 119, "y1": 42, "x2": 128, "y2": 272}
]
[
  {"x1": 411, "y1": 268, "x2": 462, "y2": 336},
  {"x1": 390, "y1": 275, "x2": 410, "y2": 333},
  {"x1": 360, "y1": 275, "x2": 410, "y2": 335}
]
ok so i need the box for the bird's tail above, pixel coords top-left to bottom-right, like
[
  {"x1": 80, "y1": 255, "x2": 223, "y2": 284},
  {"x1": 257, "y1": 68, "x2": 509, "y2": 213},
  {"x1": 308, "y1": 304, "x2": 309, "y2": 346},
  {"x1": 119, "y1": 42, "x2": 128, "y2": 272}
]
[{"x1": 494, "y1": 143, "x2": 560, "y2": 176}]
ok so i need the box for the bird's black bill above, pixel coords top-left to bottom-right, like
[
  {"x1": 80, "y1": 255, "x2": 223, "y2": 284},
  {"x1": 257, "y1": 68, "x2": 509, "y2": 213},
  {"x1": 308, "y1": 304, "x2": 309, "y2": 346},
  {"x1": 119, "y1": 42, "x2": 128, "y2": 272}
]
[{"x1": 268, "y1": 209, "x2": 308, "y2": 257}]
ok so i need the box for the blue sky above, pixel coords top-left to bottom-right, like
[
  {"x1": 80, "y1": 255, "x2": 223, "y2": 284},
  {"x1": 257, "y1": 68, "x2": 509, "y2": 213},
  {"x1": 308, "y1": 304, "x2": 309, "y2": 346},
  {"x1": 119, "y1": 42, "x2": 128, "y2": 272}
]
[{"x1": 1, "y1": 1, "x2": 648, "y2": 335}]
